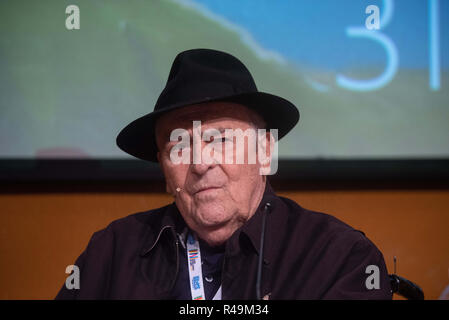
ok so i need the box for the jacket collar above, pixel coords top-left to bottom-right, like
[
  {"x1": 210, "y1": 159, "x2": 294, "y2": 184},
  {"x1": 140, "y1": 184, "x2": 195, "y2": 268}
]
[
  {"x1": 139, "y1": 203, "x2": 186, "y2": 256},
  {"x1": 227, "y1": 181, "x2": 289, "y2": 265}
]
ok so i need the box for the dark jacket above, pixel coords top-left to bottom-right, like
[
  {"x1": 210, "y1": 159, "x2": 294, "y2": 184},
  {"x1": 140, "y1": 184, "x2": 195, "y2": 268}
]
[{"x1": 56, "y1": 183, "x2": 392, "y2": 299}]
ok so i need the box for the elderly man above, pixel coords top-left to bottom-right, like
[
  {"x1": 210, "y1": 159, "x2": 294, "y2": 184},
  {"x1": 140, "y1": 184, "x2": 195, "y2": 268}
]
[{"x1": 56, "y1": 49, "x2": 392, "y2": 300}]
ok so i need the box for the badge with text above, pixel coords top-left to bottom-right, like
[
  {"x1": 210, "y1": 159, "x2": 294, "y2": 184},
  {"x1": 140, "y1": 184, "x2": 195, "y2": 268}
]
[{"x1": 186, "y1": 232, "x2": 205, "y2": 300}]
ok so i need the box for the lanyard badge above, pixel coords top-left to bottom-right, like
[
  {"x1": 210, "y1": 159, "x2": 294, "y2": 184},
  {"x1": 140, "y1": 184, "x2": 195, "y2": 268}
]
[
  {"x1": 186, "y1": 232, "x2": 222, "y2": 300},
  {"x1": 186, "y1": 232, "x2": 206, "y2": 300}
]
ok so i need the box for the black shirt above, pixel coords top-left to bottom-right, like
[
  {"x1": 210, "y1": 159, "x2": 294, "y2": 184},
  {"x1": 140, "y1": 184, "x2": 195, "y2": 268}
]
[{"x1": 55, "y1": 182, "x2": 392, "y2": 300}]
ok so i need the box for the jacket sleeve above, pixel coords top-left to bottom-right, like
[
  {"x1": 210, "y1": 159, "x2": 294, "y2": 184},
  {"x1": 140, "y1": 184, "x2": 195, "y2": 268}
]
[
  {"x1": 55, "y1": 225, "x2": 114, "y2": 300},
  {"x1": 322, "y1": 233, "x2": 393, "y2": 300}
]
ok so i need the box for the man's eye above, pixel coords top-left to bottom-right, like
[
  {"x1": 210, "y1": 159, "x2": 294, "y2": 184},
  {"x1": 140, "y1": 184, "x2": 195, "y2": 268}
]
[
  {"x1": 171, "y1": 143, "x2": 189, "y2": 152},
  {"x1": 212, "y1": 137, "x2": 231, "y2": 143}
]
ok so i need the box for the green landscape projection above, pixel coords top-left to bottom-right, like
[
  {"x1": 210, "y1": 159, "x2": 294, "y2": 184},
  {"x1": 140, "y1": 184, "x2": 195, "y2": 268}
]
[{"x1": 0, "y1": 0, "x2": 448, "y2": 159}]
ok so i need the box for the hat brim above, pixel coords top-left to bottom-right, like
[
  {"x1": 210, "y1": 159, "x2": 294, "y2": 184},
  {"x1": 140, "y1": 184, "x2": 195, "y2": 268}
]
[{"x1": 116, "y1": 92, "x2": 299, "y2": 162}]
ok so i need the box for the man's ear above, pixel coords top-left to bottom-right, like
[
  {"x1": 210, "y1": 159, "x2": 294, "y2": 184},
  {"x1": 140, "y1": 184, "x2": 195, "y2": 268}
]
[
  {"x1": 157, "y1": 151, "x2": 175, "y2": 196},
  {"x1": 258, "y1": 130, "x2": 278, "y2": 175},
  {"x1": 166, "y1": 183, "x2": 174, "y2": 196}
]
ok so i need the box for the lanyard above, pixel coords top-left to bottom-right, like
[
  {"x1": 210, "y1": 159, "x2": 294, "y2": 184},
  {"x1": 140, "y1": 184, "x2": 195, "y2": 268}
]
[{"x1": 186, "y1": 232, "x2": 222, "y2": 300}]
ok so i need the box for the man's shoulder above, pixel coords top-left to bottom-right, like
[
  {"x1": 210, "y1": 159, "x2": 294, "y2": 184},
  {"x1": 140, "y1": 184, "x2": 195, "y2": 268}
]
[
  {"x1": 278, "y1": 195, "x2": 369, "y2": 247},
  {"x1": 274, "y1": 196, "x2": 391, "y2": 300},
  {"x1": 89, "y1": 203, "x2": 175, "y2": 245}
]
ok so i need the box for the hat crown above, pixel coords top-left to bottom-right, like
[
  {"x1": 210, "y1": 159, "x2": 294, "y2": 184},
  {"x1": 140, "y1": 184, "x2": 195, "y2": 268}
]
[
  {"x1": 155, "y1": 49, "x2": 258, "y2": 111},
  {"x1": 116, "y1": 48, "x2": 299, "y2": 162}
]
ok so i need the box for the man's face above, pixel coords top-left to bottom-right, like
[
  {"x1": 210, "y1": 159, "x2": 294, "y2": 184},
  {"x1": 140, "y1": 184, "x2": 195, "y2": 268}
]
[{"x1": 156, "y1": 102, "x2": 268, "y2": 245}]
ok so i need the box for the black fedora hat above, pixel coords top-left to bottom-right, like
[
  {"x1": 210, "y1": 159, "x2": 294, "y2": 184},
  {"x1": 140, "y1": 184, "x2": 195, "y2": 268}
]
[{"x1": 116, "y1": 48, "x2": 299, "y2": 162}]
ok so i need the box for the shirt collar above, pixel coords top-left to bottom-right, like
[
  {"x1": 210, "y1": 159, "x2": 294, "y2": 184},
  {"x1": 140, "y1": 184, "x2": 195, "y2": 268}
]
[
  {"x1": 227, "y1": 181, "x2": 288, "y2": 264},
  {"x1": 139, "y1": 203, "x2": 185, "y2": 256}
]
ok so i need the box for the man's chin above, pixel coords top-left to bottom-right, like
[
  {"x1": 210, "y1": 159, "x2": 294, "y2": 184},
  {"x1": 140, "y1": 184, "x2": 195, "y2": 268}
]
[
  {"x1": 191, "y1": 210, "x2": 243, "y2": 246},
  {"x1": 193, "y1": 201, "x2": 230, "y2": 223},
  {"x1": 195, "y1": 213, "x2": 231, "y2": 229},
  {"x1": 195, "y1": 223, "x2": 236, "y2": 246}
]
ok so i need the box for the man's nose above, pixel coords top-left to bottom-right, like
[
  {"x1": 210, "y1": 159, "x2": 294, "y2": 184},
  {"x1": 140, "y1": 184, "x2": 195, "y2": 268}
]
[
  {"x1": 190, "y1": 161, "x2": 215, "y2": 175},
  {"x1": 190, "y1": 140, "x2": 217, "y2": 175}
]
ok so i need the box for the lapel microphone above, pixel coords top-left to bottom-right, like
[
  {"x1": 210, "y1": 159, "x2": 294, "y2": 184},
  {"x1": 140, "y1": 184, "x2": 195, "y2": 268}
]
[{"x1": 256, "y1": 196, "x2": 275, "y2": 300}]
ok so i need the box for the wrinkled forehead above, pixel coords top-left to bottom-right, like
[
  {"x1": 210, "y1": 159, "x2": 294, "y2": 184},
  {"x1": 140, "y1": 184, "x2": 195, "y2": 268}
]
[{"x1": 155, "y1": 102, "x2": 262, "y2": 144}]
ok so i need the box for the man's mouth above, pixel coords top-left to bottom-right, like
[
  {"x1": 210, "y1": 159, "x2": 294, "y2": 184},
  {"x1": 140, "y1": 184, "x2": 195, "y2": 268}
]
[{"x1": 194, "y1": 186, "x2": 222, "y2": 195}]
